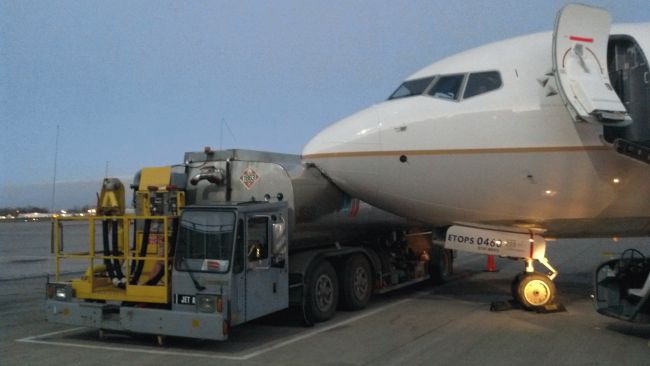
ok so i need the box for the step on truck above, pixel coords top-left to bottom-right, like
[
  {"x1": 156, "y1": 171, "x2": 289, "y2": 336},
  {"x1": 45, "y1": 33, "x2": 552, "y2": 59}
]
[{"x1": 46, "y1": 148, "x2": 454, "y2": 341}]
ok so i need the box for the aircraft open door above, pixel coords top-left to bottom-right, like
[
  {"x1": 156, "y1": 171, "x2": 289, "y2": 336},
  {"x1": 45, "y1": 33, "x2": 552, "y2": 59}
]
[{"x1": 552, "y1": 3, "x2": 631, "y2": 125}]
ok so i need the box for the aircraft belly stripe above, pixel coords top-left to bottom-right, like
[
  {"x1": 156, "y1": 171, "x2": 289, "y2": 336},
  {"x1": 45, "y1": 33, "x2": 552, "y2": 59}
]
[{"x1": 303, "y1": 145, "x2": 611, "y2": 159}]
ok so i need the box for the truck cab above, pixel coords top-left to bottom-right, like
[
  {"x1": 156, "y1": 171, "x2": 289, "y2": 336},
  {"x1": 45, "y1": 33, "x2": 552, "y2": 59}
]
[{"x1": 172, "y1": 202, "x2": 289, "y2": 337}]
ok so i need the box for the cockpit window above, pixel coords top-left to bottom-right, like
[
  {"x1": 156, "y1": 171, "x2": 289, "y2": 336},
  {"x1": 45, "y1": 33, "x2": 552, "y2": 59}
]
[
  {"x1": 388, "y1": 76, "x2": 436, "y2": 100},
  {"x1": 428, "y1": 74, "x2": 465, "y2": 100},
  {"x1": 463, "y1": 71, "x2": 502, "y2": 99}
]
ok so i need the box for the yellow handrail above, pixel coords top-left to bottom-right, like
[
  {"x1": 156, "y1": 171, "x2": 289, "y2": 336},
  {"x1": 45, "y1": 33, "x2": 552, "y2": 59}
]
[{"x1": 52, "y1": 215, "x2": 175, "y2": 303}]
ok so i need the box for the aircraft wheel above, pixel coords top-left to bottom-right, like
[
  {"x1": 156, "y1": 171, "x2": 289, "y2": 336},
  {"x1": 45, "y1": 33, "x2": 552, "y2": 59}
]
[
  {"x1": 305, "y1": 260, "x2": 339, "y2": 322},
  {"x1": 340, "y1": 255, "x2": 372, "y2": 311},
  {"x1": 515, "y1": 272, "x2": 556, "y2": 310},
  {"x1": 429, "y1": 246, "x2": 453, "y2": 284}
]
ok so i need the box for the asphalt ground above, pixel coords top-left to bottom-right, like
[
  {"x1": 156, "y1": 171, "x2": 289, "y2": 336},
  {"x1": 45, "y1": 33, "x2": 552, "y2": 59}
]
[{"x1": 2, "y1": 237, "x2": 650, "y2": 366}]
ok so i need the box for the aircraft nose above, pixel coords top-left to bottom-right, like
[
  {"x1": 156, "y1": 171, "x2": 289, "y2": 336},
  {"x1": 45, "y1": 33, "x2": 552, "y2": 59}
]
[{"x1": 302, "y1": 106, "x2": 381, "y2": 158}]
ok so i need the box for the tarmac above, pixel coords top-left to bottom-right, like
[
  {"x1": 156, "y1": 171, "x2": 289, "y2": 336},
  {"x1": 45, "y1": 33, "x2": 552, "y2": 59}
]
[{"x1": 2, "y1": 237, "x2": 650, "y2": 365}]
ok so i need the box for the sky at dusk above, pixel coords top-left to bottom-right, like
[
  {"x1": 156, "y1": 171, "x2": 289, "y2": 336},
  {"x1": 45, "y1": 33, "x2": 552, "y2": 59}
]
[{"x1": 1, "y1": 0, "x2": 649, "y2": 208}]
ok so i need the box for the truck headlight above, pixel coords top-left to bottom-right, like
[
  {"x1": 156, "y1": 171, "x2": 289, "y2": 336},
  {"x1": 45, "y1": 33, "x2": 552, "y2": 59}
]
[
  {"x1": 55, "y1": 287, "x2": 68, "y2": 300},
  {"x1": 196, "y1": 295, "x2": 224, "y2": 313},
  {"x1": 196, "y1": 295, "x2": 216, "y2": 313},
  {"x1": 48, "y1": 283, "x2": 73, "y2": 301}
]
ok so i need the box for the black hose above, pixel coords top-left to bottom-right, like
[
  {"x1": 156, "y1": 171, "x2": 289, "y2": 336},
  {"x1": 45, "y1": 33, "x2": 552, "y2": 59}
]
[
  {"x1": 130, "y1": 219, "x2": 151, "y2": 285},
  {"x1": 144, "y1": 218, "x2": 179, "y2": 286},
  {"x1": 144, "y1": 266, "x2": 165, "y2": 285},
  {"x1": 111, "y1": 220, "x2": 125, "y2": 286},
  {"x1": 102, "y1": 220, "x2": 116, "y2": 279},
  {"x1": 130, "y1": 218, "x2": 137, "y2": 276}
]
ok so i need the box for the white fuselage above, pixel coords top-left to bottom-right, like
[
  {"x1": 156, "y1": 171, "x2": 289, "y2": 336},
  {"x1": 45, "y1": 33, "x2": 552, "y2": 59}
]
[{"x1": 303, "y1": 24, "x2": 650, "y2": 238}]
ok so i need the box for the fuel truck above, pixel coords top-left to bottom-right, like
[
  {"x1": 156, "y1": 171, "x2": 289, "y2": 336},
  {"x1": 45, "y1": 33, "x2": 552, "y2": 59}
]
[{"x1": 46, "y1": 149, "x2": 453, "y2": 342}]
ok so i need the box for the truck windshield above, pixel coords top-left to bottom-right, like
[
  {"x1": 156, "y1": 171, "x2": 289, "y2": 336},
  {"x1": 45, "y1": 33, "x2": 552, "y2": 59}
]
[{"x1": 175, "y1": 210, "x2": 235, "y2": 273}]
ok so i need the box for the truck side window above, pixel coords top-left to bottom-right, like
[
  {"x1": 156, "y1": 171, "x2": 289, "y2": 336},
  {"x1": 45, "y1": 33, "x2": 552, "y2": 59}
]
[
  {"x1": 271, "y1": 214, "x2": 287, "y2": 268},
  {"x1": 233, "y1": 219, "x2": 245, "y2": 273},
  {"x1": 247, "y1": 216, "x2": 269, "y2": 266}
]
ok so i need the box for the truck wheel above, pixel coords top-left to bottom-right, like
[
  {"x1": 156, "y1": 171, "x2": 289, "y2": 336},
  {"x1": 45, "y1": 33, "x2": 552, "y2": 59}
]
[
  {"x1": 305, "y1": 260, "x2": 339, "y2": 322},
  {"x1": 340, "y1": 255, "x2": 373, "y2": 311},
  {"x1": 515, "y1": 272, "x2": 556, "y2": 310},
  {"x1": 429, "y1": 246, "x2": 453, "y2": 284}
]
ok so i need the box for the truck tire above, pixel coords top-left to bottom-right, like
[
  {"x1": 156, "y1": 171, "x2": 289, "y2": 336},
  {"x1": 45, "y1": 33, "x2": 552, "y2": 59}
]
[
  {"x1": 340, "y1": 255, "x2": 373, "y2": 311},
  {"x1": 429, "y1": 246, "x2": 453, "y2": 284},
  {"x1": 305, "y1": 260, "x2": 339, "y2": 322}
]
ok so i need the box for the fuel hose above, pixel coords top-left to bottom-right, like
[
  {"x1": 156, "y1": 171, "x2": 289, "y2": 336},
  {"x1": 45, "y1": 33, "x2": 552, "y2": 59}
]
[
  {"x1": 130, "y1": 218, "x2": 151, "y2": 285},
  {"x1": 111, "y1": 220, "x2": 125, "y2": 287},
  {"x1": 102, "y1": 220, "x2": 116, "y2": 280}
]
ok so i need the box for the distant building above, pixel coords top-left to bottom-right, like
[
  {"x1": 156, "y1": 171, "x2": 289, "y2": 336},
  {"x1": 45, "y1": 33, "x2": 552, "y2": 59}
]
[{"x1": 17, "y1": 212, "x2": 54, "y2": 219}]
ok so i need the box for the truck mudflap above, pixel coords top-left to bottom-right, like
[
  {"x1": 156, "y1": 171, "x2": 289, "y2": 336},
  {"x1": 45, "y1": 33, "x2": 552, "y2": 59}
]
[{"x1": 45, "y1": 300, "x2": 229, "y2": 341}]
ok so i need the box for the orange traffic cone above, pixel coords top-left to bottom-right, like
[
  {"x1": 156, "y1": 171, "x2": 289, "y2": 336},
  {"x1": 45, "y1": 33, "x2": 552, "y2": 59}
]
[{"x1": 486, "y1": 255, "x2": 498, "y2": 272}]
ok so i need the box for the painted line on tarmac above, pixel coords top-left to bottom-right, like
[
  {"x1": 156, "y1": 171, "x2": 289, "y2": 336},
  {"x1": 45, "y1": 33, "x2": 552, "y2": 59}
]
[
  {"x1": 18, "y1": 326, "x2": 86, "y2": 340},
  {"x1": 17, "y1": 337, "x2": 248, "y2": 361},
  {"x1": 238, "y1": 297, "x2": 413, "y2": 360},
  {"x1": 15, "y1": 297, "x2": 415, "y2": 360}
]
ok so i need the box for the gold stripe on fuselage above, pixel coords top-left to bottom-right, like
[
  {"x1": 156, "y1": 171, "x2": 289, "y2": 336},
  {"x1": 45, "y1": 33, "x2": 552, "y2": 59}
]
[{"x1": 302, "y1": 145, "x2": 612, "y2": 159}]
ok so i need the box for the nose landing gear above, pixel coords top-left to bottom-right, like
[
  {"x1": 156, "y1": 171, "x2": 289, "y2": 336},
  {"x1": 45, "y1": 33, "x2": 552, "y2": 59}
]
[
  {"x1": 513, "y1": 272, "x2": 556, "y2": 309},
  {"x1": 512, "y1": 258, "x2": 560, "y2": 310}
]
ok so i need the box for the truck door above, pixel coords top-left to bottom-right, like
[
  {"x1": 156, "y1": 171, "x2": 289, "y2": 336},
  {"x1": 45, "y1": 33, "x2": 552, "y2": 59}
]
[
  {"x1": 242, "y1": 214, "x2": 289, "y2": 321},
  {"x1": 552, "y1": 3, "x2": 631, "y2": 125}
]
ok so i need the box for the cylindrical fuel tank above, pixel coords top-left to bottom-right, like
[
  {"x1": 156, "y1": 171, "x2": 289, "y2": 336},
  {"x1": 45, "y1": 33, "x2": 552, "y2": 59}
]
[{"x1": 182, "y1": 149, "x2": 407, "y2": 249}]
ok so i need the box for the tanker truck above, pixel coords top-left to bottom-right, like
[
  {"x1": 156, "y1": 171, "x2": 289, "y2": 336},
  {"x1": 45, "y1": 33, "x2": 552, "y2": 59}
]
[{"x1": 45, "y1": 149, "x2": 453, "y2": 342}]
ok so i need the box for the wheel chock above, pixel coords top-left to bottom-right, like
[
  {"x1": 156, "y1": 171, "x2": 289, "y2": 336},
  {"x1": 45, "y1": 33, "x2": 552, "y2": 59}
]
[{"x1": 490, "y1": 299, "x2": 567, "y2": 313}]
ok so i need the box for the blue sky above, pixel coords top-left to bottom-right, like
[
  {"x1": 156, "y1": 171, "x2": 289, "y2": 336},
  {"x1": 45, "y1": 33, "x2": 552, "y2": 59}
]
[{"x1": 1, "y1": 1, "x2": 649, "y2": 208}]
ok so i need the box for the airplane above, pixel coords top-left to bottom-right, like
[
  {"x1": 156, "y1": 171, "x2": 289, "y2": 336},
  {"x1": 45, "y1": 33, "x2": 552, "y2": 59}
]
[{"x1": 302, "y1": 3, "x2": 650, "y2": 321}]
